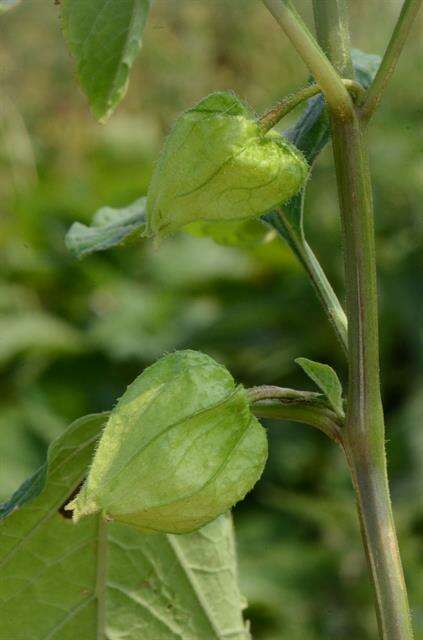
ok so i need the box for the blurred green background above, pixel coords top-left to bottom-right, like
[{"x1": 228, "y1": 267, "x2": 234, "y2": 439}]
[{"x1": 0, "y1": 1, "x2": 421, "y2": 638}]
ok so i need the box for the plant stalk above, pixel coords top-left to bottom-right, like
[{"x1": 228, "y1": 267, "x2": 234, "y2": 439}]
[
  {"x1": 312, "y1": 2, "x2": 414, "y2": 637},
  {"x1": 331, "y1": 114, "x2": 413, "y2": 640}
]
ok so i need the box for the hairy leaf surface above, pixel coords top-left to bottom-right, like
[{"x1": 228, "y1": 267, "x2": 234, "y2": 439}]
[{"x1": 0, "y1": 412, "x2": 250, "y2": 639}]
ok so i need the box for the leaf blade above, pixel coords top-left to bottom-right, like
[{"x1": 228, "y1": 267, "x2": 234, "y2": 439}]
[
  {"x1": 108, "y1": 516, "x2": 250, "y2": 639},
  {"x1": 61, "y1": 0, "x2": 153, "y2": 122},
  {"x1": 295, "y1": 357, "x2": 344, "y2": 418},
  {"x1": 0, "y1": 413, "x2": 106, "y2": 640},
  {"x1": 0, "y1": 412, "x2": 250, "y2": 639}
]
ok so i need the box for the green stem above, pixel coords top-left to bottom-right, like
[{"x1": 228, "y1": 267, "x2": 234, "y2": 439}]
[
  {"x1": 251, "y1": 399, "x2": 342, "y2": 444},
  {"x1": 274, "y1": 206, "x2": 348, "y2": 354},
  {"x1": 313, "y1": 0, "x2": 354, "y2": 77},
  {"x1": 258, "y1": 79, "x2": 364, "y2": 132},
  {"x1": 313, "y1": 3, "x2": 414, "y2": 637},
  {"x1": 261, "y1": 0, "x2": 353, "y2": 118},
  {"x1": 360, "y1": 0, "x2": 423, "y2": 122},
  {"x1": 331, "y1": 115, "x2": 413, "y2": 640}
]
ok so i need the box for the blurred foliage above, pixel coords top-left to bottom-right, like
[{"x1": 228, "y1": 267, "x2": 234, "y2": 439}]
[{"x1": 0, "y1": 1, "x2": 421, "y2": 638}]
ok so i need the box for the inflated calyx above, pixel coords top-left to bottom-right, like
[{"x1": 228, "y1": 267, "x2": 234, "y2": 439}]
[
  {"x1": 67, "y1": 350, "x2": 267, "y2": 534},
  {"x1": 146, "y1": 92, "x2": 308, "y2": 240}
]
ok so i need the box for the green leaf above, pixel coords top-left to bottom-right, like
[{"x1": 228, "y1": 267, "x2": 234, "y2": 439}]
[
  {"x1": 65, "y1": 197, "x2": 146, "y2": 259},
  {"x1": 60, "y1": 0, "x2": 153, "y2": 122},
  {"x1": 0, "y1": 413, "x2": 250, "y2": 639},
  {"x1": 108, "y1": 515, "x2": 250, "y2": 640},
  {"x1": 0, "y1": 413, "x2": 107, "y2": 638},
  {"x1": 295, "y1": 357, "x2": 344, "y2": 418}
]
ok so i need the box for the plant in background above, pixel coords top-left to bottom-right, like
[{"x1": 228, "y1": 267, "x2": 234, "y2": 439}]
[{"x1": 0, "y1": 1, "x2": 421, "y2": 639}]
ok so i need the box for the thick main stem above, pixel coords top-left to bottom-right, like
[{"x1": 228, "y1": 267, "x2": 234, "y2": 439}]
[
  {"x1": 263, "y1": 1, "x2": 414, "y2": 634},
  {"x1": 314, "y1": 3, "x2": 413, "y2": 637},
  {"x1": 331, "y1": 114, "x2": 413, "y2": 640},
  {"x1": 313, "y1": 0, "x2": 354, "y2": 77}
]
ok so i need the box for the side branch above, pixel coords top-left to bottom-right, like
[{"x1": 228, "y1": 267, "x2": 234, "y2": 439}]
[{"x1": 361, "y1": 0, "x2": 422, "y2": 122}]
